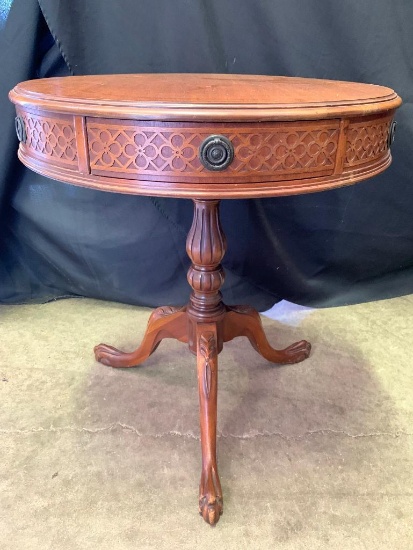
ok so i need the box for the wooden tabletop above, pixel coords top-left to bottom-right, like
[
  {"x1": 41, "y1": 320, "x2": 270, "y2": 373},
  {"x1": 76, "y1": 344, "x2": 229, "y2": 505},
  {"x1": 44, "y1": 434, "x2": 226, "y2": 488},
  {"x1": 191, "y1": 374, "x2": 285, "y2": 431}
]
[{"x1": 10, "y1": 74, "x2": 401, "y2": 122}]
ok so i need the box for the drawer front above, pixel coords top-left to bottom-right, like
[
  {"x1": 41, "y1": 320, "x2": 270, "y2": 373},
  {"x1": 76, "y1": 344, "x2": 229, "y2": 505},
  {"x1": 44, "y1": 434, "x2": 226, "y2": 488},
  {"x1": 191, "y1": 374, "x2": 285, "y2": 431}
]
[
  {"x1": 17, "y1": 108, "x2": 78, "y2": 170},
  {"x1": 344, "y1": 115, "x2": 393, "y2": 168},
  {"x1": 85, "y1": 118, "x2": 341, "y2": 183}
]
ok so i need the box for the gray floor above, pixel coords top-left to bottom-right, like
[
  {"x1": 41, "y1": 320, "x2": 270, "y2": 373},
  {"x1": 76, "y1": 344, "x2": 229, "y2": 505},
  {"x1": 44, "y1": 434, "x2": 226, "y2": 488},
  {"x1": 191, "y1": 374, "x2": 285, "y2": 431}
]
[{"x1": 1, "y1": 296, "x2": 412, "y2": 549}]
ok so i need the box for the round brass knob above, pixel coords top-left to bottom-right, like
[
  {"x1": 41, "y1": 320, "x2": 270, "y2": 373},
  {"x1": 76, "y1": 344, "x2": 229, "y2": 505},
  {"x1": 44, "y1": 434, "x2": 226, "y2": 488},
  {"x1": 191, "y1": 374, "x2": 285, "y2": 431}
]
[{"x1": 199, "y1": 135, "x2": 234, "y2": 171}]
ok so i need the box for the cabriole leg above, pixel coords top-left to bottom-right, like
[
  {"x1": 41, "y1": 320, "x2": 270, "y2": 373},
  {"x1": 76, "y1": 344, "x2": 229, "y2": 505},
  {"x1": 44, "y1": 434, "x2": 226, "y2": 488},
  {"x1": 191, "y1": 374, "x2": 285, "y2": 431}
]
[
  {"x1": 94, "y1": 306, "x2": 187, "y2": 367},
  {"x1": 196, "y1": 323, "x2": 223, "y2": 525}
]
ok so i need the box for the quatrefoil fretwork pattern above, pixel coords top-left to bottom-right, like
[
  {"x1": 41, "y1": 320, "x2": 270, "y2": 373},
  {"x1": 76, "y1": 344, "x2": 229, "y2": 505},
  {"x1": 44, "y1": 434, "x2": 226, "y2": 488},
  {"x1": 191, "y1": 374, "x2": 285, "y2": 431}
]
[
  {"x1": 345, "y1": 118, "x2": 391, "y2": 167},
  {"x1": 22, "y1": 112, "x2": 77, "y2": 167},
  {"x1": 87, "y1": 121, "x2": 339, "y2": 179}
]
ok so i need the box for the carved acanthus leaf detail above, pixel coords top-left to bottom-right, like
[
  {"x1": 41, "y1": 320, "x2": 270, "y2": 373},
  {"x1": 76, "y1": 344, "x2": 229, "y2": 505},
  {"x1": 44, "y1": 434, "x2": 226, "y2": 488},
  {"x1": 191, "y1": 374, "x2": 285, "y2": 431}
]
[
  {"x1": 150, "y1": 305, "x2": 185, "y2": 323},
  {"x1": 199, "y1": 331, "x2": 216, "y2": 399}
]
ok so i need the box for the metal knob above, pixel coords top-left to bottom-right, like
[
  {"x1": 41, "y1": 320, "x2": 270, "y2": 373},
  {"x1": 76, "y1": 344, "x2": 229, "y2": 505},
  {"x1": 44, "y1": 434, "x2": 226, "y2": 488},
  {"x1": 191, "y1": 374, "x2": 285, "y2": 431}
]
[
  {"x1": 15, "y1": 116, "x2": 26, "y2": 143},
  {"x1": 387, "y1": 121, "x2": 397, "y2": 149},
  {"x1": 199, "y1": 135, "x2": 234, "y2": 171}
]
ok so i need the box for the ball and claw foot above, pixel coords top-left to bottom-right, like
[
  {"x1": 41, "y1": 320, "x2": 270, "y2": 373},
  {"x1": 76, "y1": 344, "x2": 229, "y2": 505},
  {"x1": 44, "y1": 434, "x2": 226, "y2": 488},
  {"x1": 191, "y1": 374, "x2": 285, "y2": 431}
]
[
  {"x1": 199, "y1": 466, "x2": 223, "y2": 526},
  {"x1": 199, "y1": 495, "x2": 223, "y2": 526}
]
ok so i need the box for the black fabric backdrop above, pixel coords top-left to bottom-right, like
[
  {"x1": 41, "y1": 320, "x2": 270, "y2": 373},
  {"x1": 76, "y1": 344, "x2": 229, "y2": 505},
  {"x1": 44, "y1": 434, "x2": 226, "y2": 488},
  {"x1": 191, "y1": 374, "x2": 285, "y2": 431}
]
[{"x1": 1, "y1": 0, "x2": 412, "y2": 310}]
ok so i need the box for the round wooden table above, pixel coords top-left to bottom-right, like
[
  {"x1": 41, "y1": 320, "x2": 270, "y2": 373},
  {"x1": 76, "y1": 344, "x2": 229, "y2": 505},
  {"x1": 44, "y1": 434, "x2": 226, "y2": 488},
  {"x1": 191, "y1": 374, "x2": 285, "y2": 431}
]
[{"x1": 9, "y1": 74, "x2": 401, "y2": 525}]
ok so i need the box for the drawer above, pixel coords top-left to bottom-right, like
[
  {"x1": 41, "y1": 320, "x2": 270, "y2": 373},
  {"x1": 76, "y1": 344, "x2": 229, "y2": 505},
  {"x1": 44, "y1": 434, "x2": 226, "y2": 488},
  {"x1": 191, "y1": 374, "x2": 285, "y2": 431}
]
[
  {"x1": 85, "y1": 118, "x2": 341, "y2": 184},
  {"x1": 17, "y1": 109, "x2": 78, "y2": 170}
]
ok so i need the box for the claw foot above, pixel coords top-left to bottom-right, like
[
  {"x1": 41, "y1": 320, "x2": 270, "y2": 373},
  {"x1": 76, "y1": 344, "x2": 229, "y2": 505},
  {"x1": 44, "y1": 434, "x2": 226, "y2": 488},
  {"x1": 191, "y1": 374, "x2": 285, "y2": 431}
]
[
  {"x1": 283, "y1": 339, "x2": 311, "y2": 364},
  {"x1": 199, "y1": 466, "x2": 223, "y2": 526},
  {"x1": 94, "y1": 344, "x2": 128, "y2": 367},
  {"x1": 199, "y1": 495, "x2": 223, "y2": 526}
]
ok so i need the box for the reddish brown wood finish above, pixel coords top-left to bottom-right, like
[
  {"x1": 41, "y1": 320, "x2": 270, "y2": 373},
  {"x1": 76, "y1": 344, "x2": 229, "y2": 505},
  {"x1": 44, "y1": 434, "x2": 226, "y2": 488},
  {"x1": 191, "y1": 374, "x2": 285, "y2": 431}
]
[
  {"x1": 93, "y1": 199, "x2": 311, "y2": 525},
  {"x1": 9, "y1": 74, "x2": 401, "y2": 119},
  {"x1": 10, "y1": 74, "x2": 401, "y2": 199},
  {"x1": 9, "y1": 74, "x2": 401, "y2": 526},
  {"x1": 85, "y1": 117, "x2": 341, "y2": 183},
  {"x1": 94, "y1": 306, "x2": 188, "y2": 367},
  {"x1": 196, "y1": 323, "x2": 222, "y2": 525}
]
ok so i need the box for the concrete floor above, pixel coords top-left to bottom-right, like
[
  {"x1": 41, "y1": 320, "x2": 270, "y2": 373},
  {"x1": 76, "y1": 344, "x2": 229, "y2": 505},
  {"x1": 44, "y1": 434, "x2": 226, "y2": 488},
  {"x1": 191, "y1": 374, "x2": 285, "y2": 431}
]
[{"x1": 1, "y1": 295, "x2": 412, "y2": 549}]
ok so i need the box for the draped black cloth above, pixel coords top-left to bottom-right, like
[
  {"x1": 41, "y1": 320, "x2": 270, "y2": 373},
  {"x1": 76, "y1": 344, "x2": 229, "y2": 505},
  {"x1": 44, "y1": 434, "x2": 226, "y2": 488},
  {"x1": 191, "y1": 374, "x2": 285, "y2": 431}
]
[{"x1": 1, "y1": 0, "x2": 412, "y2": 309}]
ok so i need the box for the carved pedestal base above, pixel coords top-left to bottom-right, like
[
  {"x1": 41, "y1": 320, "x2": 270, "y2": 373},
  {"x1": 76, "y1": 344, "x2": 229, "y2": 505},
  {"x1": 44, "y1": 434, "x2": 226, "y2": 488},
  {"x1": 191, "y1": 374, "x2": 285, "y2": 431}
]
[
  {"x1": 94, "y1": 304, "x2": 310, "y2": 369},
  {"x1": 94, "y1": 199, "x2": 311, "y2": 525}
]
